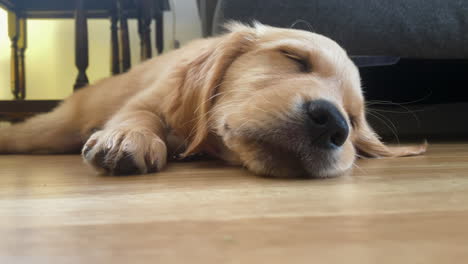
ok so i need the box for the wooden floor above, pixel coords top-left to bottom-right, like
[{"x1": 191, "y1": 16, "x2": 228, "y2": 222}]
[{"x1": 1, "y1": 143, "x2": 468, "y2": 263}]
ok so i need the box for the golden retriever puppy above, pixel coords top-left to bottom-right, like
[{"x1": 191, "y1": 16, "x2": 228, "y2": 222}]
[{"x1": 0, "y1": 22, "x2": 426, "y2": 177}]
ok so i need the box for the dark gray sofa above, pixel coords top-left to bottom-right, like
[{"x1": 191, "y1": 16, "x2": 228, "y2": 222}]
[
  {"x1": 207, "y1": 0, "x2": 468, "y2": 59},
  {"x1": 198, "y1": 0, "x2": 468, "y2": 139}
]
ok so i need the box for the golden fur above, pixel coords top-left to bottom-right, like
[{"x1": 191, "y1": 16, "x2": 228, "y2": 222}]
[{"x1": 0, "y1": 22, "x2": 426, "y2": 177}]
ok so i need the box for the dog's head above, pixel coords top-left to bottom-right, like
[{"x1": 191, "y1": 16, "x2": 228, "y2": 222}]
[{"x1": 169, "y1": 22, "x2": 426, "y2": 178}]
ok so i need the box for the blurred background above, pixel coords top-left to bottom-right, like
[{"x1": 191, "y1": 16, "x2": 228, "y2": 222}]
[{"x1": 0, "y1": 0, "x2": 201, "y2": 100}]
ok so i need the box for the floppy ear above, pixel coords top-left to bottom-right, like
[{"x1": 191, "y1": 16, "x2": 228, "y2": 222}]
[
  {"x1": 167, "y1": 26, "x2": 256, "y2": 157},
  {"x1": 354, "y1": 113, "x2": 427, "y2": 158}
]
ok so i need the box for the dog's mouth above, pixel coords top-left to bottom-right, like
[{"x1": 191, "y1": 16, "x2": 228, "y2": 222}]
[
  {"x1": 248, "y1": 137, "x2": 343, "y2": 178},
  {"x1": 222, "y1": 125, "x2": 348, "y2": 178}
]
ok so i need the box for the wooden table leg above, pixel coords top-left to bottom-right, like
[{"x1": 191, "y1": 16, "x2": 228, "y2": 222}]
[
  {"x1": 154, "y1": 0, "x2": 164, "y2": 54},
  {"x1": 110, "y1": 0, "x2": 121, "y2": 75},
  {"x1": 118, "y1": 0, "x2": 131, "y2": 72},
  {"x1": 136, "y1": 0, "x2": 152, "y2": 60},
  {"x1": 17, "y1": 17, "x2": 27, "y2": 99},
  {"x1": 74, "y1": 0, "x2": 89, "y2": 90},
  {"x1": 8, "y1": 11, "x2": 21, "y2": 99}
]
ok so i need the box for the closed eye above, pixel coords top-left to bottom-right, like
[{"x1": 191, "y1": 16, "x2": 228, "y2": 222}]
[{"x1": 280, "y1": 50, "x2": 311, "y2": 72}]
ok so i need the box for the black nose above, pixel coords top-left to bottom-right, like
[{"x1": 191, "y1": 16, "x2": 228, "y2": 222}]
[{"x1": 305, "y1": 100, "x2": 349, "y2": 148}]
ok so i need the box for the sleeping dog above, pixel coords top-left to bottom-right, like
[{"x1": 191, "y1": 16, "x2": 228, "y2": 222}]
[{"x1": 0, "y1": 22, "x2": 426, "y2": 177}]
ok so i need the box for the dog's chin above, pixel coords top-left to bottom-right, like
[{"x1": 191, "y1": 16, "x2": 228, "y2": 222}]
[
  {"x1": 225, "y1": 137, "x2": 352, "y2": 179},
  {"x1": 248, "y1": 150, "x2": 350, "y2": 179}
]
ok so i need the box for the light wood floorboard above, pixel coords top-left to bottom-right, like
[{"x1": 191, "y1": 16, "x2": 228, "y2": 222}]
[{"x1": 1, "y1": 143, "x2": 467, "y2": 263}]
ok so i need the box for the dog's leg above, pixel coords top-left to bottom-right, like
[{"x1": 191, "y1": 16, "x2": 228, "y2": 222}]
[
  {"x1": 81, "y1": 98, "x2": 168, "y2": 175},
  {"x1": 0, "y1": 102, "x2": 82, "y2": 154}
]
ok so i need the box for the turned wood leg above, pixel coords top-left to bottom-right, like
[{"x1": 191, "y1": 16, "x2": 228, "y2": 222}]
[
  {"x1": 17, "y1": 17, "x2": 27, "y2": 99},
  {"x1": 8, "y1": 11, "x2": 20, "y2": 99},
  {"x1": 136, "y1": 0, "x2": 152, "y2": 60},
  {"x1": 154, "y1": 0, "x2": 164, "y2": 54},
  {"x1": 118, "y1": 0, "x2": 131, "y2": 72},
  {"x1": 74, "y1": 0, "x2": 89, "y2": 90},
  {"x1": 110, "y1": 0, "x2": 121, "y2": 75}
]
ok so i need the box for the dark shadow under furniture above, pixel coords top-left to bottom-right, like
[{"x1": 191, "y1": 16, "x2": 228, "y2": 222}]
[{"x1": 0, "y1": 0, "x2": 169, "y2": 121}]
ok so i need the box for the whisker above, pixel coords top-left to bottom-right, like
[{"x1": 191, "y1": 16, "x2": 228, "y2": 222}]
[
  {"x1": 289, "y1": 19, "x2": 314, "y2": 32},
  {"x1": 367, "y1": 105, "x2": 422, "y2": 128},
  {"x1": 366, "y1": 110, "x2": 400, "y2": 144},
  {"x1": 366, "y1": 90, "x2": 432, "y2": 106},
  {"x1": 351, "y1": 162, "x2": 366, "y2": 174}
]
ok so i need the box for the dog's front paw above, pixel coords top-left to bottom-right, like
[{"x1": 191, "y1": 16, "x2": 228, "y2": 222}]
[{"x1": 82, "y1": 128, "x2": 167, "y2": 175}]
